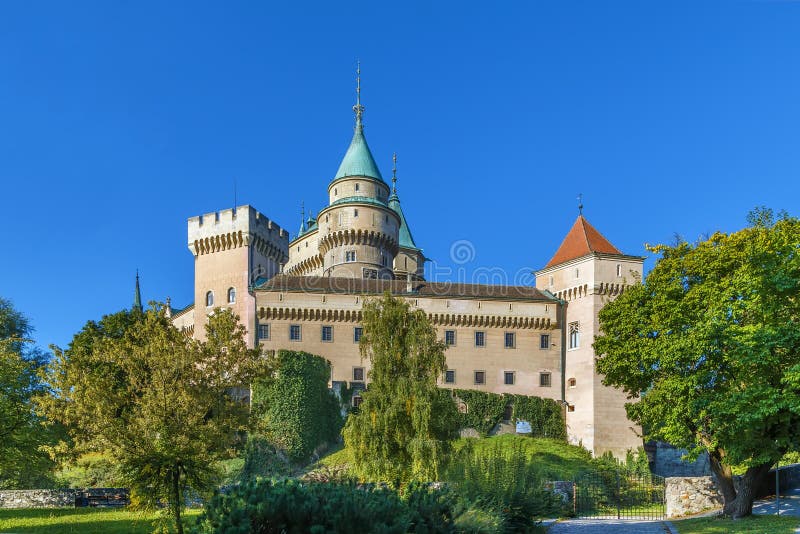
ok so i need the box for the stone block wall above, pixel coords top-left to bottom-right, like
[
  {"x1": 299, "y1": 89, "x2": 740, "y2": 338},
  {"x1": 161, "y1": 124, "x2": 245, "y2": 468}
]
[
  {"x1": 0, "y1": 488, "x2": 128, "y2": 509},
  {"x1": 665, "y1": 477, "x2": 723, "y2": 518},
  {"x1": 651, "y1": 442, "x2": 711, "y2": 477}
]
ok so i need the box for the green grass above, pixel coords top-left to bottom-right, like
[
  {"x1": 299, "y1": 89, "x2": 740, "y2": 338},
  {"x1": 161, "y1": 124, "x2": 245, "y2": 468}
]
[
  {"x1": 672, "y1": 514, "x2": 800, "y2": 534},
  {"x1": 0, "y1": 507, "x2": 201, "y2": 534}
]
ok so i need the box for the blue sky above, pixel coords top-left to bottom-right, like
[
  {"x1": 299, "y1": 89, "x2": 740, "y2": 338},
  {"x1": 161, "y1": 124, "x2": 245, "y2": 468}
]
[{"x1": 1, "y1": 1, "x2": 798, "y2": 350}]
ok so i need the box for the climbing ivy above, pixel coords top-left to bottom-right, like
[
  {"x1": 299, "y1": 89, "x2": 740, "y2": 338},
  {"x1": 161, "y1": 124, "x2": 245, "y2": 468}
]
[
  {"x1": 453, "y1": 389, "x2": 566, "y2": 440},
  {"x1": 251, "y1": 350, "x2": 343, "y2": 463}
]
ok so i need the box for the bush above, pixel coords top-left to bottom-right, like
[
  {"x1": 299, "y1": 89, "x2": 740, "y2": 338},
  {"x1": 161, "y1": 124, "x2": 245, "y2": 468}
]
[
  {"x1": 452, "y1": 390, "x2": 566, "y2": 440},
  {"x1": 191, "y1": 479, "x2": 455, "y2": 533},
  {"x1": 55, "y1": 452, "x2": 123, "y2": 488},
  {"x1": 445, "y1": 439, "x2": 564, "y2": 532}
]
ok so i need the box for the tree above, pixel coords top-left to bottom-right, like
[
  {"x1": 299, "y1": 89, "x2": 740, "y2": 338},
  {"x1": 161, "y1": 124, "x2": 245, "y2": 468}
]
[
  {"x1": 250, "y1": 350, "x2": 343, "y2": 464},
  {"x1": 594, "y1": 209, "x2": 800, "y2": 518},
  {"x1": 0, "y1": 297, "x2": 54, "y2": 488},
  {"x1": 41, "y1": 306, "x2": 262, "y2": 534},
  {"x1": 343, "y1": 293, "x2": 458, "y2": 483}
]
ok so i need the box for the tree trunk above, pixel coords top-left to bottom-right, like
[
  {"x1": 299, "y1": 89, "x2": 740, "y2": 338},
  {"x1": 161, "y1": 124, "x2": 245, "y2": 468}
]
[
  {"x1": 172, "y1": 467, "x2": 183, "y2": 534},
  {"x1": 709, "y1": 450, "x2": 772, "y2": 519}
]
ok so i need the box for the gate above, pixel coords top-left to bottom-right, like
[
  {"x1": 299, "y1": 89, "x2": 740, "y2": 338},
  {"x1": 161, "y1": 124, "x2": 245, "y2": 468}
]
[{"x1": 573, "y1": 469, "x2": 665, "y2": 520}]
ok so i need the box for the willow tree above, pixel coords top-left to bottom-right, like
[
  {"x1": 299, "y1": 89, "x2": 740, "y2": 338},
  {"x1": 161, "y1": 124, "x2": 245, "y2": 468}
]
[
  {"x1": 594, "y1": 209, "x2": 800, "y2": 518},
  {"x1": 42, "y1": 306, "x2": 262, "y2": 534},
  {"x1": 343, "y1": 293, "x2": 458, "y2": 483}
]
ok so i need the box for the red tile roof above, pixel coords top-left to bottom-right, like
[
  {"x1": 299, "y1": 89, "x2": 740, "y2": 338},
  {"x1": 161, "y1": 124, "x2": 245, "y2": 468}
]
[{"x1": 545, "y1": 215, "x2": 623, "y2": 268}]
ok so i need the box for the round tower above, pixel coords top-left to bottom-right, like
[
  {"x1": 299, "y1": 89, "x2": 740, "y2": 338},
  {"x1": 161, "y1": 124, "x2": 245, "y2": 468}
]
[{"x1": 317, "y1": 65, "x2": 400, "y2": 279}]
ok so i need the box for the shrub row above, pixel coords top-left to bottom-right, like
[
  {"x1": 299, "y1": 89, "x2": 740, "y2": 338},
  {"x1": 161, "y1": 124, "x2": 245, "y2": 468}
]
[{"x1": 452, "y1": 390, "x2": 566, "y2": 439}]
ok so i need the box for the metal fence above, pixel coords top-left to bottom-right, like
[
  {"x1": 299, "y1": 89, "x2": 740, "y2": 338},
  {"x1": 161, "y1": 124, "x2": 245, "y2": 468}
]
[{"x1": 573, "y1": 469, "x2": 665, "y2": 520}]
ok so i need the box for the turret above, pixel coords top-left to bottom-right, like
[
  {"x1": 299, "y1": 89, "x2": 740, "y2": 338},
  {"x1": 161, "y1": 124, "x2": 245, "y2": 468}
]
[{"x1": 388, "y1": 154, "x2": 426, "y2": 280}]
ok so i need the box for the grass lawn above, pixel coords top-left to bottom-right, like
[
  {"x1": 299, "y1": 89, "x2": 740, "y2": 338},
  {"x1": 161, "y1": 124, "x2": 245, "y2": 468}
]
[
  {"x1": 0, "y1": 507, "x2": 201, "y2": 534},
  {"x1": 672, "y1": 514, "x2": 800, "y2": 534}
]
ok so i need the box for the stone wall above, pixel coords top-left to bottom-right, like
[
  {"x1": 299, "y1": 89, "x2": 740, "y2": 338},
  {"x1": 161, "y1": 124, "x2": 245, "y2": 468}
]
[
  {"x1": 755, "y1": 463, "x2": 800, "y2": 499},
  {"x1": 665, "y1": 477, "x2": 723, "y2": 518},
  {"x1": 0, "y1": 488, "x2": 128, "y2": 509},
  {"x1": 651, "y1": 442, "x2": 711, "y2": 477}
]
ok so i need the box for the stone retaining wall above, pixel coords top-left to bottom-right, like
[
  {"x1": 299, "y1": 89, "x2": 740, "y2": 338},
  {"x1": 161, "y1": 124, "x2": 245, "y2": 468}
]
[
  {"x1": 665, "y1": 477, "x2": 723, "y2": 518},
  {"x1": 0, "y1": 488, "x2": 128, "y2": 509}
]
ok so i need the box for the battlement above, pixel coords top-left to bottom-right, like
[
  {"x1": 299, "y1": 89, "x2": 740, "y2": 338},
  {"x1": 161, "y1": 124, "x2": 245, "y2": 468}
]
[{"x1": 188, "y1": 205, "x2": 289, "y2": 257}]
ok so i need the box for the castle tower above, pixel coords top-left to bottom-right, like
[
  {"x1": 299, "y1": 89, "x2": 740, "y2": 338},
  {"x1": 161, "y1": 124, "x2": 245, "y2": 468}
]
[
  {"x1": 188, "y1": 205, "x2": 288, "y2": 344},
  {"x1": 535, "y1": 212, "x2": 645, "y2": 458},
  {"x1": 388, "y1": 154, "x2": 426, "y2": 280},
  {"x1": 316, "y1": 65, "x2": 400, "y2": 279}
]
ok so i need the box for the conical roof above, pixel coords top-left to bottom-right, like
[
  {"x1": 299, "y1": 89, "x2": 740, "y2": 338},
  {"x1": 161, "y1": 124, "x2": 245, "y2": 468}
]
[
  {"x1": 388, "y1": 193, "x2": 419, "y2": 250},
  {"x1": 133, "y1": 270, "x2": 143, "y2": 312},
  {"x1": 545, "y1": 215, "x2": 622, "y2": 268},
  {"x1": 333, "y1": 124, "x2": 384, "y2": 182}
]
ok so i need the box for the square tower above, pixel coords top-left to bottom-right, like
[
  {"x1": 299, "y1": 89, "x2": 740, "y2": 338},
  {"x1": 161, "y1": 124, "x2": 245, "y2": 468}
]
[{"x1": 536, "y1": 215, "x2": 644, "y2": 458}]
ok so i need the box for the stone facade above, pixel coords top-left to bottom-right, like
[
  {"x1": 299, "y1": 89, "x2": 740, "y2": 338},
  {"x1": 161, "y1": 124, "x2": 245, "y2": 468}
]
[
  {"x1": 0, "y1": 488, "x2": 128, "y2": 509},
  {"x1": 665, "y1": 477, "x2": 723, "y2": 518}
]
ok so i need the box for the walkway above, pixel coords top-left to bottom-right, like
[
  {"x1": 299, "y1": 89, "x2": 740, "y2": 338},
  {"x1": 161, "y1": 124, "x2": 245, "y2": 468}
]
[
  {"x1": 753, "y1": 487, "x2": 800, "y2": 517},
  {"x1": 547, "y1": 519, "x2": 672, "y2": 533}
]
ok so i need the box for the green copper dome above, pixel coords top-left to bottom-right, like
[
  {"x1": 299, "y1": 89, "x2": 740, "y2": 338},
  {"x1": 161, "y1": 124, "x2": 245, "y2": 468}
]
[{"x1": 333, "y1": 124, "x2": 384, "y2": 182}]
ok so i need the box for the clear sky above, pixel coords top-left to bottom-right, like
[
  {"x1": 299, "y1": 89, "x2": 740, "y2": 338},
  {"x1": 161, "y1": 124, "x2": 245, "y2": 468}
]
[{"x1": 1, "y1": 1, "x2": 798, "y2": 351}]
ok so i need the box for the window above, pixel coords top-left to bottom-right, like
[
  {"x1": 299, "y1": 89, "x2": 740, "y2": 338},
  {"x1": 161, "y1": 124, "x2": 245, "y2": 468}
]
[
  {"x1": 504, "y1": 371, "x2": 515, "y2": 385},
  {"x1": 205, "y1": 291, "x2": 214, "y2": 307},
  {"x1": 504, "y1": 332, "x2": 516, "y2": 349},
  {"x1": 445, "y1": 370, "x2": 455, "y2": 384},
  {"x1": 568, "y1": 378, "x2": 577, "y2": 388},
  {"x1": 474, "y1": 331, "x2": 485, "y2": 347},
  {"x1": 353, "y1": 327, "x2": 363, "y2": 343},
  {"x1": 540, "y1": 334, "x2": 550, "y2": 349},
  {"x1": 353, "y1": 209, "x2": 359, "y2": 218},
  {"x1": 353, "y1": 367, "x2": 365, "y2": 382},
  {"x1": 334, "y1": 188, "x2": 338, "y2": 196},
  {"x1": 257, "y1": 324, "x2": 270, "y2": 340},
  {"x1": 575, "y1": 268, "x2": 580, "y2": 278},
  {"x1": 567, "y1": 404, "x2": 575, "y2": 412},
  {"x1": 549, "y1": 275, "x2": 554, "y2": 286},
  {"x1": 617, "y1": 264, "x2": 622, "y2": 277},
  {"x1": 540, "y1": 372, "x2": 552, "y2": 387},
  {"x1": 346, "y1": 250, "x2": 357, "y2": 262},
  {"x1": 363, "y1": 268, "x2": 378, "y2": 278},
  {"x1": 227, "y1": 287, "x2": 236, "y2": 304},
  {"x1": 445, "y1": 330, "x2": 456, "y2": 346},
  {"x1": 355, "y1": 183, "x2": 360, "y2": 192},
  {"x1": 474, "y1": 371, "x2": 486, "y2": 385},
  {"x1": 352, "y1": 394, "x2": 363, "y2": 408},
  {"x1": 321, "y1": 325, "x2": 333, "y2": 342},
  {"x1": 289, "y1": 324, "x2": 301, "y2": 341},
  {"x1": 569, "y1": 322, "x2": 580, "y2": 349},
  {"x1": 381, "y1": 254, "x2": 388, "y2": 267}
]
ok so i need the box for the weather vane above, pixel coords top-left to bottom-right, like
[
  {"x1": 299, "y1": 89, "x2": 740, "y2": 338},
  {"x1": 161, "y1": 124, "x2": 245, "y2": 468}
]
[
  {"x1": 353, "y1": 60, "x2": 364, "y2": 125},
  {"x1": 392, "y1": 152, "x2": 397, "y2": 193},
  {"x1": 578, "y1": 193, "x2": 583, "y2": 215}
]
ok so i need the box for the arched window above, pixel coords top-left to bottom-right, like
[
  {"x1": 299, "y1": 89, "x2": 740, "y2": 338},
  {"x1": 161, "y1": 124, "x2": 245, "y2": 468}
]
[
  {"x1": 206, "y1": 291, "x2": 214, "y2": 307},
  {"x1": 227, "y1": 287, "x2": 236, "y2": 304}
]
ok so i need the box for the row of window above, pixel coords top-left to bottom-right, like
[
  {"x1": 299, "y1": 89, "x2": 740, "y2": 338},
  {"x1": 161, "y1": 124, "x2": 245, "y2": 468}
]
[
  {"x1": 205, "y1": 288, "x2": 236, "y2": 307},
  {"x1": 258, "y1": 324, "x2": 364, "y2": 343},
  {"x1": 344, "y1": 367, "x2": 554, "y2": 387},
  {"x1": 445, "y1": 330, "x2": 551, "y2": 350}
]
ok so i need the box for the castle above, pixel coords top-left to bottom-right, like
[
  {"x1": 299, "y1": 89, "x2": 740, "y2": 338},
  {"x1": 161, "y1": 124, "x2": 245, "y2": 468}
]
[{"x1": 169, "y1": 71, "x2": 645, "y2": 459}]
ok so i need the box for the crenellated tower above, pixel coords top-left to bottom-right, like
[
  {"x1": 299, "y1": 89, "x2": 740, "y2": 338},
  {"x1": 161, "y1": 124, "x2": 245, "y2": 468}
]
[{"x1": 188, "y1": 205, "x2": 288, "y2": 344}]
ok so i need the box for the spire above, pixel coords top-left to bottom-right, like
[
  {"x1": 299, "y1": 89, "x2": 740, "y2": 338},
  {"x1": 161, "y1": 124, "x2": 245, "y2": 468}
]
[
  {"x1": 578, "y1": 193, "x2": 583, "y2": 215},
  {"x1": 391, "y1": 152, "x2": 397, "y2": 194},
  {"x1": 298, "y1": 202, "x2": 307, "y2": 236},
  {"x1": 133, "y1": 270, "x2": 143, "y2": 312},
  {"x1": 333, "y1": 62, "x2": 384, "y2": 182}
]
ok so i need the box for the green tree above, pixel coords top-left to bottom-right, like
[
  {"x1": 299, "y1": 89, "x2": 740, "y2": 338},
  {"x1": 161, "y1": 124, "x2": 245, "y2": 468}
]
[
  {"x1": 594, "y1": 208, "x2": 800, "y2": 518},
  {"x1": 250, "y1": 350, "x2": 343, "y2": 464},
  {"x1": 41, "y1": 306, "x2": 262, "y2": 534},
  {"x1": 0, "y1": 297, "x2": 55, "y2": 488},
  {"x1": 343, "y1": 293, "x2": 458, "y2": 483}
]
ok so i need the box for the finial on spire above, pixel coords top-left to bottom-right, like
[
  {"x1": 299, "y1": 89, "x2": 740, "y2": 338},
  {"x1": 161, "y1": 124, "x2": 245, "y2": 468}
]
[
  {"x1": 133, "y1": 269, "x2": 143, "y2": 312},
  {"x1": 353, "y1": 60, "x2": 364, "y2": 128},
  {"x1": 392, "y1": 152, "x2": 397, "y2": 194},
  {"x1": 577, "y1": 193, "x2": 584, "y2": 215},
  {"x1": 299, "y1": 202, "x2": 306, "y2": 234}
]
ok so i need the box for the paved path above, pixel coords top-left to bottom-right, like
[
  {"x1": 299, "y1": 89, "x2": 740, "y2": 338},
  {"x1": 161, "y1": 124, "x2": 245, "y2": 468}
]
[
  {"x1": 547, "y1": 519, "x2": 672, "y2": 533},
  {"x1": 754, "y1": 487, "x2": 800, "y2": 517}
]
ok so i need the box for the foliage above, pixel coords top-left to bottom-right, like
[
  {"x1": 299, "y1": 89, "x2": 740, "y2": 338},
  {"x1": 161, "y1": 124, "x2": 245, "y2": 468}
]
[
  {"x1": 55, "y1": 452, "x2": 123, "y2": 488},
  {"x1": 445, "y1": 437, "x2": 564, "y2": 532},
  {"x1": 0, "y1": 507, "x2": 201, "y2": 534},
  {"x1": 624, "y1": 447, "x2": 651, "y2": 476},
  {"x1": 508, "y1": 395, "x2": 566, "y2": 440},
  {"x1": 673, "y1": 514, "x2": 800, "y2": 534},
  {"x1": 0, "y1": 297, "x2": 56, "y2": 489},
  {"x1": 344, "y1": 293, "x2": 459, "y2": 483},
  {"x1": 238, "y1": 435, "x2": 293, "y2": 480},
  {"x1": 40, "y1": 306, "x2": 263, "y2": 534},
  {"x1": 453, "y1": 389, "x2": 507, "y2": 436},
  {"x1": 251, "y1": 350, "x2": 342, "y2": 464},
  {"x1": 452, "y1": 390, "x2": 566, "y2": 440},
  {"x1": 594, "y1": 208, "x2": 800, "y2": 518},
  {"x1": 191, "y1": 478, "x2": 456, "y2": 533}
]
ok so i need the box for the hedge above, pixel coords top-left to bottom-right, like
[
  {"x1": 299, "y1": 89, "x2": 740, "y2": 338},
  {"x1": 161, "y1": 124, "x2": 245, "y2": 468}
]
[{"x1": 452, "y1": 389, "x2": 566, "y2": 439}]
